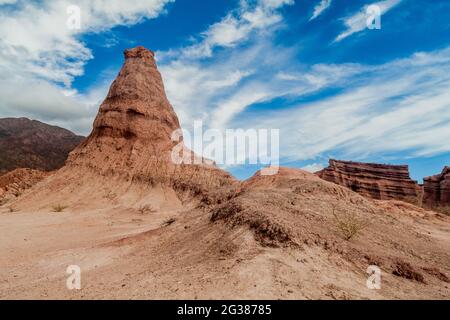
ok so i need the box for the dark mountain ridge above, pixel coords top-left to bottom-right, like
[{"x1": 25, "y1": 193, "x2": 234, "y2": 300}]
[{"x1": 0, "y1": 117, "x2": 84, "y2": 174}]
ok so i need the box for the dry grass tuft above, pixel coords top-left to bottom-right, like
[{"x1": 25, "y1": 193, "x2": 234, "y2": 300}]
[
  {"x1": 138, "y1": 204, "x2": 156, "y2": 214},
  {"x1": 105, "y1": 191, "x2": 117, "y2": 200},
  {"x1": 392, "y1": 260, "x2": 425, "y2": 283},
  {"x1": 52, "y1": 204, "x2": 68, "y2": 213},
  {"x1": 332, "y1": 205, "x2": 368, "y2": 241}
]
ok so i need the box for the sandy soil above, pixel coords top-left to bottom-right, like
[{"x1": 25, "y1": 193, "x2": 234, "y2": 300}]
[{"x1": 1, "y1": 169, "x2": 448, "y2": 300}]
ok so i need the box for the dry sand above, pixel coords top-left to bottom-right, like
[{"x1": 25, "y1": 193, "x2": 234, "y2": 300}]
[{"x1": 0, "y1": 168, "x2": 448, "y2": 300}]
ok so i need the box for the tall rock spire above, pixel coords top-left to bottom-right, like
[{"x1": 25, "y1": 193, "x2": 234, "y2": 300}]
[
  {"x1": 90, "y1": 46, "x2": 179, "y2": 145},
  {"x1": 64, "y1": 46, "x2": 234, "y2": 193},
  {"x1": 68, "y1": 46, "x2": 183, "y2": 175},
  {"x1": 12, "y1": 46, "x2": 236, "y2": 211}
]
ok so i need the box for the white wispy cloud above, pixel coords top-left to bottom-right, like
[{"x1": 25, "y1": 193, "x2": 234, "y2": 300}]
[
  {"x1": 159, "y1": 0, "x2": 293, "y2": 60},
  {"x1": 0, "y1": 0, "x2": 16, "y2": 5},
  {"x1": 2, "y1": 0, "x2": 448, "y2": 172},
  {"x1": 309, "y1": 0, "x2": 332, "y2": 21},
  {"x1": 301, "y1": 163, "x2": 325, "y2": 173},
  {"x1": 0, "y1": 0, "x2": 173, "y2": 85},
  {"x1": 158, "y1": 0, "x2": 370, "y2": 133},
  {"x1": 335, "y1": 0, "x2": 402, "y2": 42},
  {"x1": 158, "y1": 0, "x2": 298, "y2": 132},
  {"x1": 0, "y1": 0, "x2": 173, "y2": 134},
  {"x1": 161, "y1": 38, "x2": 363, "y2": 133},
  {"x1": 232, "y1": 47, "x2": 450, "y2": 162}
]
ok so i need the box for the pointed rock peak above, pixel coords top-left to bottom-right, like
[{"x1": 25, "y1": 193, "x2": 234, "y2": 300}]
[
  {"x1": 105, "y1": 46, "x2": 167, "y2": 104},
  {"x1": 124, "y1": 46, "x2": 155, "y2": 60},
  {"x1": 87, "y1": 45, "x2": 180, "y2": 144},
  {"x1": 68, "y1": 45, "x2": 182, "y2": 171}
]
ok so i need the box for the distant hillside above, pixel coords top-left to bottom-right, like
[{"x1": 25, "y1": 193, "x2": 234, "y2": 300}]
[{"x1": 0, "y1": 118, "x2": 84, "y2": 174}]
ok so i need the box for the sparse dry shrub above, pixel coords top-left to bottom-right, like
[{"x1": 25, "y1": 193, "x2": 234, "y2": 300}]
[
  {"x1": 138, "y1": 204, "x2": 156, "y2": 214},
  {"x1": 364, "y1": 254, "x2": 383, "y2": 267},
  {"x1": 392, "y1": 260, "x2": 425, "y2": 283},
  {"x1": 52, "y1": 204, "x2": 68, "y2": 213},
  {"x1": 423, "y1": 267, "x2": 449, "y2": 283},
  {"x1": 105, "y1": 191, "x2": 117, "y2": 200},
  {"x1": 331, "y1": 205, "x2": 368, "y2": 241}
]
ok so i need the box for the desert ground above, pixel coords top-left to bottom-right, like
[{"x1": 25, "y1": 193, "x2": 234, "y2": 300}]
[{"x1": 0, "y1": 168, "x2": 449, "y2": 300}]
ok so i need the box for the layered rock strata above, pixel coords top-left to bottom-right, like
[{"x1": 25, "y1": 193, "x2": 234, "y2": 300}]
[
  {"x1": 317, "y1": 159, "x2": 420, "y2": 203},
  {"x1": 423, "y1": 167, "x2": 450, "y2": 211}
]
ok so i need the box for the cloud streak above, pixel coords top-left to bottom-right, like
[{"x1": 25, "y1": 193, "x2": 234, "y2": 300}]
[
  {"x1": 335, "y1": 0, "x2": 402, "y2": 42},
  {"x1": 159, "y1": 0, "x2": 293, "y2": 60},
  {"x1": 309, "y1": 0, "x2": 332, "y2": 21},
  {"x1": 0, "y1": 0, "x2": 173, "y2": 134},
  {"x1": 232, "y1": 47, "x2": 450, "y2": 162}
]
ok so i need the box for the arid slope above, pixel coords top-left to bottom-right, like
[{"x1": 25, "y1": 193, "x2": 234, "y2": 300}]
[
  {"x1": 0, "y1": 168, "x2": 449, "y2": 299},
  {"x1": 0, "y1": 47, "x2": 448, "y2": 300}
]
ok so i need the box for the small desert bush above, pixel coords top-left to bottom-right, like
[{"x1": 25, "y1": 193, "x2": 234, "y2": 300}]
[
  {"x1": 392, "y1": 260, "x2": 425, "y2": 283},
  {"x1": 332, "y1": 206, "x2": 367, "y2": 241},
  {"x1": 52, "y1": 204, "x2": 68, "y2": 213},
  {"x1": 162, "y1": 217, "x2": 176, "y2": 227},
  {"x1": 138, "y1": 204, "x2": 156, "y2": 214},
  {"x1": 105, "y1": 191, "x2": 117, "y2": 200},
  {"x1": 8, "y1": 206, "x2": 17, "y2": 213}
]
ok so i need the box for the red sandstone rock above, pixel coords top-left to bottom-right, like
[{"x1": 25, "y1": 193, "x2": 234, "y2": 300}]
[
  {"x1": 15, "y1": 46, "x2": 235, "y2": 211},
  {"x1": 67, "y1": 46, "x2": 234, "y2": 191},
  {"x1": 317, "y1": 159, "x2": 420, "y2": 204},
  {"x1": 68, "y1": 46, "x2": 182, "y2": 171},
  {"x1": 423, "y1": 167, "x2": 450, "y2": 211}
]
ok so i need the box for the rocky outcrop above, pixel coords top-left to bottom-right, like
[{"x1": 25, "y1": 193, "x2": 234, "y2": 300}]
[
  {"x1": 423, "y1": 167, "x2": 450, "y2": 211},
  {"x1": 13, "y1": 46, "x2": 235, "y2": 210},
  {"x1": 0, "y1": 118, "x2": 84, "y2": 175},
  {"x1": 67, "y1": 46, "x2": 235, "y2": 194},
  {"x1": 68, "y1": 46, "x2": 182, "y2": 175},
  {"x1": 317, "y1": 159, "x2": 420, "y2": 204}
]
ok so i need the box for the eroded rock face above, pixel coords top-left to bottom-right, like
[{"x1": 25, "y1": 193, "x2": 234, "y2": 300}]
[
  {"x1": 69, "y1": 46, "x2": 181, "y2": 170},
  {"x1": 423, "y1": 167, "x2": 450, "y2": 211},
  {"x1": 317, "y1": 159, "x2": 420, "y2": 203},
  {"x1": 65, "y1": 46, "x2": 235, "y2": 197}
]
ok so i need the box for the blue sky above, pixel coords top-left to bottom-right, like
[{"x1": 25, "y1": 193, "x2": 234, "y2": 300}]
[{"x1": 0, "y1": 0, "x2": 449, "y2": 181}]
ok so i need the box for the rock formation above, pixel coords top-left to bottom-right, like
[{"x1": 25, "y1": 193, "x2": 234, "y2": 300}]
[
  {"x1": 0, "y1": 118, "x2": 84, "y2": 174},
  {"x1": 423, "y1": 167, "x2": 450, "y2": 211},
  {"x1": 67, "y1": 46, "x2": 234, "y2": 191},
  {"x1": 13, "y1": 46, "x2": 235, "y2": 210},
  {"x1": 2, "y1": 47, "x2": 450, "y2": 300},
  {"x1": 317, "y1": 159, "x2": 420, "y2": 204},
  {"x1": 68, "y1": 46, "x2": 181, "y2": 175}
]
